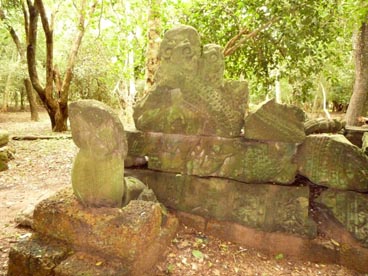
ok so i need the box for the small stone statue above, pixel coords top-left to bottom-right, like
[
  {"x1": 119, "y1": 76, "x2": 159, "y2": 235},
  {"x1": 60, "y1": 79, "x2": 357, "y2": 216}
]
[{"x1": 69, "y1": 100, "x2": 127, "y2": 207}]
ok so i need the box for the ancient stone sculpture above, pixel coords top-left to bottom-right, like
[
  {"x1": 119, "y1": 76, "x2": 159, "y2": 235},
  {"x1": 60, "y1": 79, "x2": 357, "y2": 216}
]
[
  {"x1": 69, "y1": 100, "x2": 127, "y2": 207},
  {"x1": 134, "y1": 25, "x2": 248, "y2": 137}
]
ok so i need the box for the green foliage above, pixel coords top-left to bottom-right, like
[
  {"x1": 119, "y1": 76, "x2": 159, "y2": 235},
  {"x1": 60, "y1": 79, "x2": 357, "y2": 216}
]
[
  {"x1": 0, "y1": 0, "x2": 362, "y2": 110},
  {"x1": 181, "y1": 0, "x2": 353, "y2": 105}
]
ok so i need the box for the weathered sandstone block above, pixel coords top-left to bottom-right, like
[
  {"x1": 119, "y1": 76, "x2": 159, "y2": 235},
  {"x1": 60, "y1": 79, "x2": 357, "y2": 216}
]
[
  {"x1": 126, "y1": 131, "x2": 298, "y2": 184},
  {"x1": 317, "y1": 189, "x2": 368, "y2": 247},
  {"x1": 296, "y1": 134, "x2": 368, "y2": 191},
  {"x1": 243, "y1": 99, "x2": 306, "y2": 143},
  {"x1": 126, "y1": 169, "x2": 316, "y2": 237}
]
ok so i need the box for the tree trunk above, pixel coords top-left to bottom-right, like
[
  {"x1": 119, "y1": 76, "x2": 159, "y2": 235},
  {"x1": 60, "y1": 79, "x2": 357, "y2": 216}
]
[
  {"x1": 25, "y1": 0, "x2": 94, "y2": 132},
  {"x1": 345, "y1": 19, "x2": 368, "y2": 126},
  {"x1": 2, "y1": 72, "x2": 12, "y2": 112},
  {"x1": 143, "y1": 0, "x2": 161, "y2": 98},
  {"x1": 24, "y1": 78, "x2": 39, "y2": 121},
  {"x1": 0, "y1": 6, "x2": 39, "y2": 120}
]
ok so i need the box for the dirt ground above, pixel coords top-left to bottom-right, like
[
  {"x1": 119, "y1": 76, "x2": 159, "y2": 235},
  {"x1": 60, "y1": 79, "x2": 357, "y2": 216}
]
[{"x1": 0, "y1": 111, "x2": 365, "y2": 276}]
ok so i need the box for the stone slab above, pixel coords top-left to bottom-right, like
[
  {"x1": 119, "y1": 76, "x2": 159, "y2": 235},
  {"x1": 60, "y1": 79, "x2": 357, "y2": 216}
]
[
  {"x1": 304, "y1": 118, "x2": 345, "y2": 135},
  {"x1": 317, "y1": 189, "x2": 368, "y2": 247},
  {"x1": 296, "y1": 134, "x2": 368, "y2": 191},
  {"x1": 243, "y1": 99, "x2": 306, "y2": 143},
  {"x1": 126, "y1": 169, "x2": 316, "y2": 237},
  {"x1": 126, "y1": 131, "x2": 298, "y2": 184}
]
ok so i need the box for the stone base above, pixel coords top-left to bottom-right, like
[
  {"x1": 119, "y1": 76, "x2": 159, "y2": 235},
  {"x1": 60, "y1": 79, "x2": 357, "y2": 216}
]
[
  {"x1": 7, "y1": 188, "x2": 179, "y2": 276},
  {"x1": 176, "y1": 210, "x2": 368, "y2": 274}
]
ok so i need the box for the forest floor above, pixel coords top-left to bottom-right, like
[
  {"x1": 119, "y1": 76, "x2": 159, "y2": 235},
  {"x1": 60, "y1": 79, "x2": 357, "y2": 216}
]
[{"x1": 0, "y1": 111, "x2": 365, "y2": 276}]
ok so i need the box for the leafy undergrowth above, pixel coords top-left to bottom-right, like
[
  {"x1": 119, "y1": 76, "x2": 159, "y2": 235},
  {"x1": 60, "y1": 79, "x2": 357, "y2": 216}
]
[{"x1": 0, "y1": 111, "x2": 363, "y2": 276}]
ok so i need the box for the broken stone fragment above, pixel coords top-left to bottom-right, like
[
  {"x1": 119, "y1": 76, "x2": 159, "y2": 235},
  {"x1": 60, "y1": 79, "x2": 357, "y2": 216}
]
[
  {"x1": 0, "y1": 129, "x2": 9, "y2": 147},
  {"x1": 0, "y1": 149, "x2": 9, "y2": 171},
  {"x1": 316, "y1": 189, "x2": 368, "y2": 248},
  {"x1": 296, "y1": 134, "x2": 368, "y2": 192},
  {"x1": 304, "y1": 118, "x2": 345, "y2": 135},
  {"x1": 243, "y1": 99, "x2": 306, "y2": 143}
]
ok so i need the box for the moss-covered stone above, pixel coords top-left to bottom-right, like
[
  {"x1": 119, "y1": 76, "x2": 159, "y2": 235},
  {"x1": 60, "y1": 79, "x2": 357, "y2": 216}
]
[
  {"x1": 32, "y1": 188, "x2": 178, "y2": 266},
  {"x1": 126, "y1": 131, "x2": 298, "y2": 184},
  {"x1": 69, "y1": 100, "x2": 127, "y2": 207},
  {"x1": 54, "y1": 252, "x2": 128, "y2": 276},
  {"x1": 0, "y1": 129, "x2": 9, "y2": 147},
  {"x1": 317, "y1": 190, "x2": 368, "y2": 247},
  {"x1": 7, "y1": 235, "x2": 70, "y2": 276},
  {"x1": 243, "y1": 99, "x2": 306, "y2": 143},
  {"x1": 134, "y1": 25, "x2": 247, "y2": 137},
  {"x1": 126, "y1": 169, "x2": 317, "y2": 237},
  {"x1": 304, "y1": 118, "x2": 345, "y2": 135},
  {"x1": 296, "y1": 134, "x2": 368, "y2": 191},
  {"x1": 71, "y1": 150, "x2": 125, "y2": 207},
  {"x1": 0, "y1": 150, "x2": 8, "y2": 171}
]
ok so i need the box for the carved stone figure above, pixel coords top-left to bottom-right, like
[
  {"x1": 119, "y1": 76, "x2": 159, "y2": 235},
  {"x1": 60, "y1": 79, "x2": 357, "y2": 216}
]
[
  {"x1": 134, "y1": 25, "x2": 248, "y2": 137},
  {"x1": 69, "y1": 100, "x2": 127, "y2": 207}
]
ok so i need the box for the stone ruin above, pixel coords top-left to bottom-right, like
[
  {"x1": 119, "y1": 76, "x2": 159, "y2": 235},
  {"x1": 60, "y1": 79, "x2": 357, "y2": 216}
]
[
  {"x1": 131, "y1": 25, "x2": 368, "y2": 272},
  {"x1": 7, "y1": 100, "x2": 178, "y2": 276},
  {"x1": 0, "y1": 129, "x2": 11, "y2": 171},
  {"x1": 7, "y1": 25, "x2": 368, "y2": 275}
]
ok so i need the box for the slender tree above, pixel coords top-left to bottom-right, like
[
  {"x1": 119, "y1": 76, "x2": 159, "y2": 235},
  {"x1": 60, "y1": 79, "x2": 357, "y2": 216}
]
[
  {"x1": 25, "y1": 0, "x2": 96, "y2": 131},
  {"x1": 143, "y1": 0, "x2": 161, "y2": 96},
  {"x1": 0, "y1": 5, "x2": 39, "y2": 120}
]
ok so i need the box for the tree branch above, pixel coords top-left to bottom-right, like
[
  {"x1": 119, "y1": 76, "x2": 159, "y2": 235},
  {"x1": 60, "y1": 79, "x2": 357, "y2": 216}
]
[
  {"x1": 0, "y1": 8, "x2": 24, "y2": 58},
  {"x1": 60, "y1": 0, "x2": 97, "y2": 103},
  {"x1": 223, "y1": 16, "x2": 280, "y2": 57},
  {"x1": 34, "y1": 0, "x2": 54, "y2": 101}
]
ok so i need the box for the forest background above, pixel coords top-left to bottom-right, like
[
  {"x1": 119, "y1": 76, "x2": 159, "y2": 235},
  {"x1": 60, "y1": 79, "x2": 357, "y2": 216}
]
[{"x1": 0, "y1": 0, "x2": 367, "y2": 131}]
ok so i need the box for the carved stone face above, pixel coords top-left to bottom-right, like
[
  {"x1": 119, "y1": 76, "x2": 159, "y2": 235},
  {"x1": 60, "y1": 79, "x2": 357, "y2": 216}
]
[
  {"x1": 199, "y1": 44, "x2": 224, "y2": 87},
  {"x1": 69, "y1": 100, "x2": 127, "y2": 159},
  {"x1": 157, "y1": 25, "x2": 201, "y2": 85}
]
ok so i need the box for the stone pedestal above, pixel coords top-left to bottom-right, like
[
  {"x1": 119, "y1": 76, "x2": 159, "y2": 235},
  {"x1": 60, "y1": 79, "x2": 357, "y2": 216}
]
[{"x1": 7, "y1": 188, "x2": 178, "y2": 276}]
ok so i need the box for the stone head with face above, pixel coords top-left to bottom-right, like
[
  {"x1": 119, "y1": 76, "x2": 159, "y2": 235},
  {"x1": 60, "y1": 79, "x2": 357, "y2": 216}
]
[{"x1": 156, "y1": 25, "x2": 202, "y2": 86}]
